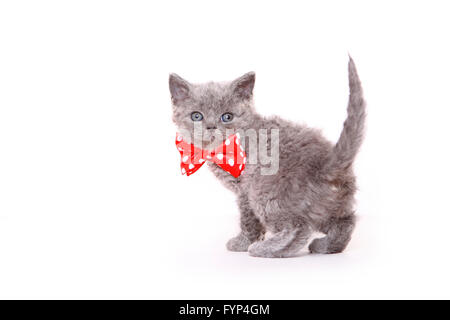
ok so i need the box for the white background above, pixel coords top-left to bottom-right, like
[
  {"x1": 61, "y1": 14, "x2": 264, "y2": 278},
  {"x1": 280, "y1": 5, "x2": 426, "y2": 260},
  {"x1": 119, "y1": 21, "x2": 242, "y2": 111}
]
[{"x1": 1, "y1": 0, "x2": 449, "y2": 299}]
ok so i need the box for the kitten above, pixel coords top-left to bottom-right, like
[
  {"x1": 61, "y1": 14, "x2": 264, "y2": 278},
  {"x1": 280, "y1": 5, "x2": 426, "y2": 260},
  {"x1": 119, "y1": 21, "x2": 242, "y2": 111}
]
[{"x1": 169, "y1": 57, "x2": 366, "y2": 258}]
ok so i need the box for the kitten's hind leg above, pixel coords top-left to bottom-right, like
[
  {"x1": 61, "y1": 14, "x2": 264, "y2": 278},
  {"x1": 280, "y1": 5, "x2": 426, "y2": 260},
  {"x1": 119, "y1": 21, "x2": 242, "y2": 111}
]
[
  {"x1": 309, "y1": 215, "x2": 355, "y2": 254},
  {"x1": 248, "y1": 226, "x2": 311, "y2": 258},
  {"x1": 227, "y1": 194, "x2": 265, "y2": 252}
]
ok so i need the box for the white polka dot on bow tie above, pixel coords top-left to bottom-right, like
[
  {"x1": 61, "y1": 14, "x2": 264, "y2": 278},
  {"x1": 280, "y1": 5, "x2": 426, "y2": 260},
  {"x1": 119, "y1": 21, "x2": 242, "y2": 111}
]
[
  {"x1": 225, "y1": 139, "x2": 230, "y2": 145},
  {"x1": 181, "y1": 168, "x2": 186, "y2": 174},
  {"x1": 239, "y1": 164, "x2": 242, "y2": 170},
  {"x1": 189, "y1": 164, "x2": 194, "y2": 169},
  {"x1": 216, "y1": 153, "x2": 223, "y2": 160},
  {"x1": 182, "y1": 155, "x2": 189, "y2": 162},
  {"x1": 228, "y1": 159, "x2": 234, "y2": 166},
  {"x1": 206, "y1": 155, "x2": 212, "y2": 159},
  {"x1": 178, "y1": 147, "x2": 183, "y2": 151}
]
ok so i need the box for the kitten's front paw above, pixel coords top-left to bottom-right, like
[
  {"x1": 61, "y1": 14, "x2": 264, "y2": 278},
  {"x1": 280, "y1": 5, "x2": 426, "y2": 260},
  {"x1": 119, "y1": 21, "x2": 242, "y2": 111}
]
[
  {"x1": 248, "y1": 241, "x2": 280, "y2": 258},
  {"x1": 226, "y1": 234, "x2": 252, "y2": 252}
]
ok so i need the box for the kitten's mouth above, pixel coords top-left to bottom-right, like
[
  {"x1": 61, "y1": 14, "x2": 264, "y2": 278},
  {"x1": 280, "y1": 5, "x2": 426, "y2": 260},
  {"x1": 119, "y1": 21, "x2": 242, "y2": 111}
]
[{"x1": 202, "y1": 135, "x2": 217, "y2": 149}]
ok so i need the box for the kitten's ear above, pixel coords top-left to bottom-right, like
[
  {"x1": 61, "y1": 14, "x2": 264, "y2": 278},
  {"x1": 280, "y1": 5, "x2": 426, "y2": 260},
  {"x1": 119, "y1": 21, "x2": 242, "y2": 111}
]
[
  {"x1": 231, "y1": 72, "x2": 255, "y2": 100},
  {"x1": 169, "y1": 73, "x2": 191, "y2": 104}
]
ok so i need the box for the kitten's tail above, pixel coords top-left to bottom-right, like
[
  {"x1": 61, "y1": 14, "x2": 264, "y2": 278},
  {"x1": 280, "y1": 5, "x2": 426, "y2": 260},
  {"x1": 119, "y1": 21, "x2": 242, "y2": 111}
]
[{"x1": 331, "y1": 57, "x2": 366, "y2": 170}]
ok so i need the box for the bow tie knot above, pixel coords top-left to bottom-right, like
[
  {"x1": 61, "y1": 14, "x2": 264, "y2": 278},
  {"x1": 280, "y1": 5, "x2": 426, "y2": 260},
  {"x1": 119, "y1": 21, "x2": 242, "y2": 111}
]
[{"x1": 176, "y1": 133, "x2": 246, "y2": 178}]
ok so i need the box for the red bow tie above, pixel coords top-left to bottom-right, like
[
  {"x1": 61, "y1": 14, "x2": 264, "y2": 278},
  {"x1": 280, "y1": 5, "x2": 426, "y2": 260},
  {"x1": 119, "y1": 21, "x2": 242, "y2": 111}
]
[{"x1": 176, "y1": 133, "x2": 246, "y2": 178}]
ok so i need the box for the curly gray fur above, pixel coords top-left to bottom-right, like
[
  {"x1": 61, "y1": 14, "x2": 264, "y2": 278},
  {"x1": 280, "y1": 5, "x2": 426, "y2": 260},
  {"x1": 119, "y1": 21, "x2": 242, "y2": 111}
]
[{"x1": 169, "y1": 57, "x2": 366, "y2": 258}]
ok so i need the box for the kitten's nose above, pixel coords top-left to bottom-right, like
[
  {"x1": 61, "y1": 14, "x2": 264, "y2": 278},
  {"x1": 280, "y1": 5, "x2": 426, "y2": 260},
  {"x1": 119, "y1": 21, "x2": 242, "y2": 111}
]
[{"x1": 206, "y1": 126, "x2": 217, "y2": 130}]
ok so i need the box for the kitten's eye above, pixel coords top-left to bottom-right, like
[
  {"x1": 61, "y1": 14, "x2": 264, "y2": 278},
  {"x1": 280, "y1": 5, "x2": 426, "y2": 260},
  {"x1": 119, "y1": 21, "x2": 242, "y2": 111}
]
[
  {"x1": 221, "y1": 112, "x2": 234, "y2": 123},
  {"x1": 191, "y1": 112, "x2": 203, "y2": 121}
]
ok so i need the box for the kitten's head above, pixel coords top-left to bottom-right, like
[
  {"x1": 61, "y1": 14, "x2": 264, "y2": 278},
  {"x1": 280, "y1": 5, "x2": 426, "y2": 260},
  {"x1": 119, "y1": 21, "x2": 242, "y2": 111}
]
[{"x1": 169, "y1": 72, "x2": 256, "y2": 149}]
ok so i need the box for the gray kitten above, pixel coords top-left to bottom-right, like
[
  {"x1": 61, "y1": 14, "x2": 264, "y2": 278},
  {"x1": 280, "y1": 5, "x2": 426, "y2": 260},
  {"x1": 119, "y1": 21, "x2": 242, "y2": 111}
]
[{"x1": 169, "y1": 57, "x2": 365, "y2": 258}]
